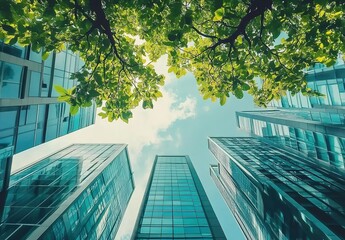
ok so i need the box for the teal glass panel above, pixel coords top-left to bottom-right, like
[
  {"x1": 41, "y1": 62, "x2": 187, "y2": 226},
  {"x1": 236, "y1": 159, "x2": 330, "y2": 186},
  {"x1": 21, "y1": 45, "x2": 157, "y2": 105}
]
[{"x1": 0, "y1": 62, "x2": 23, "y2": 99}]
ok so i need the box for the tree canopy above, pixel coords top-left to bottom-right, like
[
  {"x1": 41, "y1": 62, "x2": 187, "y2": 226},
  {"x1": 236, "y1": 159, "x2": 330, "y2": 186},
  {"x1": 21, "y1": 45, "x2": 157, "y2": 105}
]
[{"x1": 1, "y1": 0, "x2": 344, "y2": 122}]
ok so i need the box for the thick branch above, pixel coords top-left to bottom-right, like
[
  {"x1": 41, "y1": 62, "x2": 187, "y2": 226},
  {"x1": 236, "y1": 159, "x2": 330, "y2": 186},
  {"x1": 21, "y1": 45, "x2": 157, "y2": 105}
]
[
  {"x1": 89, "y1": 0, "x2": 126, "y2": 64},
  {"x1": 210, "y1": 0, "x2": 272, "y2": 50}
]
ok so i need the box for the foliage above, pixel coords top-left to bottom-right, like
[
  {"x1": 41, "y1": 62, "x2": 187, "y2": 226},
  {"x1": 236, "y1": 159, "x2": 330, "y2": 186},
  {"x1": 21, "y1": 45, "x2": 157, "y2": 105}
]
[{"x1": 1, "y1": 0, "x2": 344, "y2": 121}]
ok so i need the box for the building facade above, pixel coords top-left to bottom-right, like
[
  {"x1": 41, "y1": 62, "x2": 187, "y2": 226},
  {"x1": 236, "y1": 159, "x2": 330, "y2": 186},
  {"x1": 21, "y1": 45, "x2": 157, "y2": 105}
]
[
  {"x1": 0, "y1": 144, "x2": 134, "y2": 240},
  {"x1": 0, "y1": 42, "x2": 96, "y2": 154},
  {"x1": 237, "y1": 63, "x2": 345, "y2": 170},
  {"x1": 0, "y1": 42, "x2": 96, "y2": 192},
  {"x1": 236, "y1": 109, "x2": 345, "y2": 169},
  {"x1": 133, "y1": 155, "x2": 226, "y2": 239},
  {"x1": 0, "y1": 146, "x2": 13, "y2": 193},
  {"x1": 273, "y1": 63, "x2": 345, "y2": 109},
  {"x1": 209, "y1": 137, "x2": 345, "y2": 240}
]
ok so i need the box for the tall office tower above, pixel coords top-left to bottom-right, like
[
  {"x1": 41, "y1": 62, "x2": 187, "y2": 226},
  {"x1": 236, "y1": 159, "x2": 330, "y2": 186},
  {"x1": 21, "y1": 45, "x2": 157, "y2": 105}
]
[
  {"x1": 133, "y1": 155, "x2": 226, "y2": 239},
  {"x1": 236, "y1": 109, "x2": 345, "y2": 169},
  {"x1": 0, "y1": 144, "x2": 134, "y2": 240},
  {"x1": 209, "y1": 137, "x2": 345, "y2": 240},
  {"x1": 0, "y1": 42, "x2": 96, "y2": 191},
  {"x1": 272, "y1": 63, "x2": 345, "y2": 109},
  {"x1": 236, "y1": 63, "x2": 345, "y2": 170}
]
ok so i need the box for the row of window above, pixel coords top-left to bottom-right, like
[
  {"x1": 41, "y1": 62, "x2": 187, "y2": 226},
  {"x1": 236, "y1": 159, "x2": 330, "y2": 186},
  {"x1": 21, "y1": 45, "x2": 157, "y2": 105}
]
[
  {"x1": 213, "y1": 137, "x2": 345, "y2": 238},
  {"x1": 0, "y1": 42, "x2": 83, "y2": 99}
]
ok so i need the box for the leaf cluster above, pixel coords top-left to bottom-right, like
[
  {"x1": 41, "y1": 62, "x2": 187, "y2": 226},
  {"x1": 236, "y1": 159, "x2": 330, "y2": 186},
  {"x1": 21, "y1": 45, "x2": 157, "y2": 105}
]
[{"x1": 1, "y1": 0, "x2": 344, "y2": 121}]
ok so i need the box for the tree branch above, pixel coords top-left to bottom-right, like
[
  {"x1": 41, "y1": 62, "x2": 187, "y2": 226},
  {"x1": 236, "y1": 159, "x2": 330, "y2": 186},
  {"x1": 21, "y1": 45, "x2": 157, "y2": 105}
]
[
  {"x1": 210, "y1": 0, "x2": 272, "y2": 50},
  {"x1": 191, "y1": 25, "x2": 218, "y2": 39}
]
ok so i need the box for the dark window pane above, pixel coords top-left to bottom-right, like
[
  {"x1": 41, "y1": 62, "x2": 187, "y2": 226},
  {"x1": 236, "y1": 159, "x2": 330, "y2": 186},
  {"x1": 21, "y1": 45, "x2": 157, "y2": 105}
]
[{"x1": 1, "y1": 43, "x2": 25, "y2": 58}]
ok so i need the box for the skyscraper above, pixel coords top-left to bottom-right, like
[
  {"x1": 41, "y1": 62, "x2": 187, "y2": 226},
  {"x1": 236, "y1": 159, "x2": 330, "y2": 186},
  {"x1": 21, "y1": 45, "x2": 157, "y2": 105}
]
[
  {"x1": 273, "y1": 63, "x2": 345, "y2": 108},
  {"x1": 133, "y1": 155, "x2": 226, "y2": 239},
  {"x1": 0, "y1": 42, "x2": 96, "y2": 154},
  {"x1": 209, "y1": 137, "x2": 345, "y2": 240},
  {"x1": 236, "y1": 63, "x2": 345, "y2": 170},
  {"x1": 236, "y1": 109, "x2": 345, "y2": 169},
  {"x1": 0, "y1": 42, "x2": 96, "y2": 192},
  {"x1": 0, "y1": 144, "x2": 134, "y2": 240}
]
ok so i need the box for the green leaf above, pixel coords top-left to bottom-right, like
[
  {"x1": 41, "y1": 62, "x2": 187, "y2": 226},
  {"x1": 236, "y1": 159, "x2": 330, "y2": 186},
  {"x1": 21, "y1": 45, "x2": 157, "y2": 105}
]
[
  {"x1": 57, "y1": 95, "x2": 70, "y2": 102},
  {"x1": 42, "y1": 51, "x2": 50, "y2": 61},
  {"x1": 234, "y1": 88, "x2": 244, "y2": 99},
  {"x1": 94, "y1": 73, "x2": 102, "y2": 85},
  {"x1": 8, "y1": 36, "x2": 17, "y2": 46},
  {"x1": 2, "y1": 24, "x2": 16, "y2": 34},
  {"x1": 107, "y1": 112, "x2": 114, "y2": 122},
  {"x1": 167, "y1": 30, "x2": 183, "y2": 42},
  {"x1": 213, "y1": 8, "x2": 224, "y2": 21},
  {"x1": 155, "y1": 91, "x2": 163, "y2": 98},
  {"x1": 241, "y1": 83, "x2": 250, "y2": 91},
  {"x1": 98, "y1": 112, "x2": 107, "y2": 119},
  {"x1": 70, "y1": 105, "x2": 79, "y2": 115},
  {"x1": 82, "y1": 101, "x2": 92, "y2": 107},
  {"x1": 54, "y1": 85, "x2": 68, "y2": 95},
  {"x1": 220, "y1": 95, "x2": 227, "y2": 105},
  {"x1": 143, "y1": 99, "x2": 153, "y2": 109},
  {"x1": 168, "y1": 66, "x2": 177, "y2": 73},
  {"x1": 89, "y1": 89, "x2": 100, "y2": 97},
  {"x1": 121, "y1": 111, "x2": 133, "y2": 123},
  {"x1": 67, "y1": 86, "x2": 76, "y2": 95},
  {"x1": 87, "y1": 55, "x2": 95, "y2": 61}
]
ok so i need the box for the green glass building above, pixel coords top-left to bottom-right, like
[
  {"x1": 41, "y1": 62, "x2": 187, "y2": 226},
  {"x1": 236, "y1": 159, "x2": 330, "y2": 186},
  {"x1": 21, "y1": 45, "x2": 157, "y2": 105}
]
[
  {"x1": 237, "y1": 109, "x2": 345, "y2": 169},
  {"x1": 0, "y1": 42, "x2": 96, "y2": 193},
  {"x1": 236, "y1": 64, "x2": 345, "y2": 170},
  {"x1": 236, "y1": 61, "x2": 345, "y2": 168},
  {"x1": 209, "y1": 137, "x2": 345, "y2": 240},
  {"x1": 272, "y1": 63, "x2": 345, "y2": 108},
  {"x1": 0, "y1": 144, "x2": 134, "y2": 240},
  {"x1": 133, "y1": 155, "x2": 226, "y2": 239}
]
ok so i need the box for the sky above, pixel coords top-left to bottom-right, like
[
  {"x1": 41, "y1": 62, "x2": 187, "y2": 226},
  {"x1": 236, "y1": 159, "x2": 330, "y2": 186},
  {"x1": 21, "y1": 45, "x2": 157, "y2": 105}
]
[{"x1": 12, "y1": 56, "x2": 256, "y2": 239}]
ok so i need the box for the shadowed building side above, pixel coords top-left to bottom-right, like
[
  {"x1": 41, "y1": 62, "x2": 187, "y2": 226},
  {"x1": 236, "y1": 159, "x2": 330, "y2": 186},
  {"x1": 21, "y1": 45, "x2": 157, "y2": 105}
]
[
  {"x1": 0, "y1": 144, "x2": 134, "y2": 240},
  {"x1": 209, "y1": 137, "x2": 345, "y2": 240}
]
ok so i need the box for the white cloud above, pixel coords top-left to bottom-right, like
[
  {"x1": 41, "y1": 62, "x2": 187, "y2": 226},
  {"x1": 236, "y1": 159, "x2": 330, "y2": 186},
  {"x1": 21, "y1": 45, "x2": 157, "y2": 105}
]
[{"x1": 92, "y1": 89, "x2": 196, "y2": 160}]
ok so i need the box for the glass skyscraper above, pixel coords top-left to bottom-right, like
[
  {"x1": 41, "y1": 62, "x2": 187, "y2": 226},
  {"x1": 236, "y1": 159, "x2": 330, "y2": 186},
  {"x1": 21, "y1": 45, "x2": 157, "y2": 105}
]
[
  {"x1": 273, "y1": 63, "x2": 345, "y2": 108},
  {"x1": 0, "y1": 42, "x2": 96, "y2": 154},
  {"x1": 0, "y1": 42, "x2": 96, "y2": 192},
  {"x1": 236, "y1": 109, "x2": 345, "y2": 169},
  {"x1": 0, "y1": 144, "x2": 134, "y2": 240},
  {"x1": 236, "y1": 64, "x2": 345, "y2": 169},
  {"x1": 209, "y1": 137, "x2": 345, "y2": 240},
  {"x1": 133, "y1": 155, "x2": 226, "y2": 239}
]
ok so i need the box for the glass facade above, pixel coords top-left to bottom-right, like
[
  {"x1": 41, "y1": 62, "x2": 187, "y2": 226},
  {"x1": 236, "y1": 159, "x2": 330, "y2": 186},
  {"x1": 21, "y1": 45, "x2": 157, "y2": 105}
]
[
  {"x1": 237, "y1": 109, "x2": 345, "y2": 169},
  {"x1": 270, "y1": 64, "x2": 345, "y2": 108},
  {"x1": 0, "y1": 146, "x2": 13, "y2": 193},
  {"x1": 133, "y1": 156, "x2": 226, "y2": 239},
  {"x1": 0, "y1": 42, "x2": 96, "y2": 193},
  {"x1": 209, "y1": 137, "x2": 345, "y2": 240},
  {"x1": 237, "y1": 63, "x2": 345, "y2": 169},
  {"x1": 0, "y1": 42, "x2": 96, "y2": 155},
  {"x1": 0, "y1": 144, "x2": 134, "y2": 240}
]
